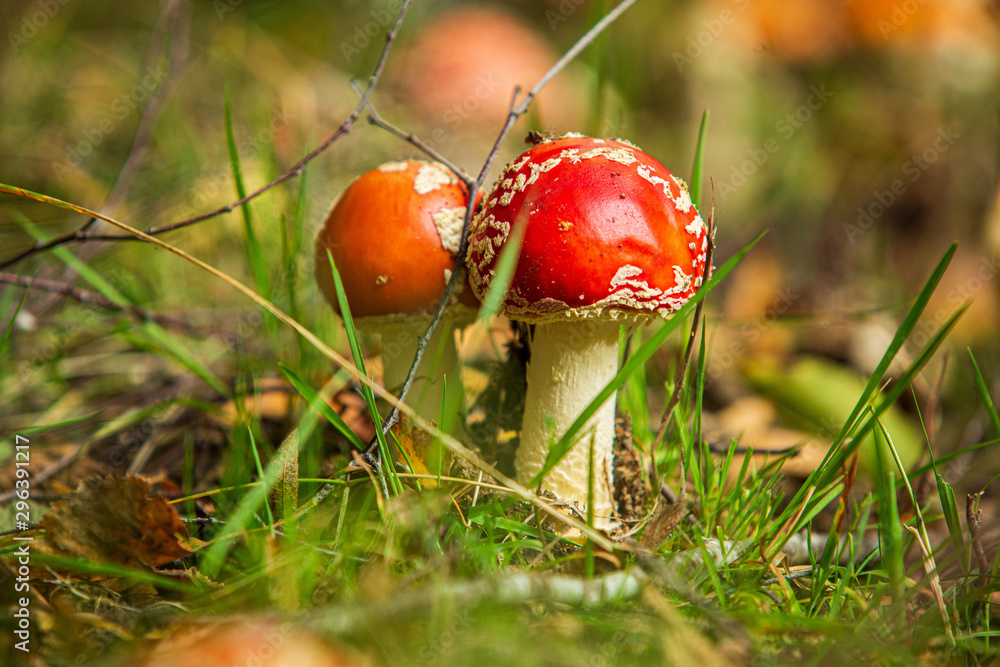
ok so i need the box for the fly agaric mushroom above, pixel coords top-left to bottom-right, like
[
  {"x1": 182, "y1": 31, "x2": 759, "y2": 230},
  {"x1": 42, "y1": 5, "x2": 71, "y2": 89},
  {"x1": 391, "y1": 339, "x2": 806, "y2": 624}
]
[
  {"x1": 315, "y1": 160, "x2": 480, "y2": 425},
  {"x1": 466, "y1": 134, "x2": 709, "y2": 529}
]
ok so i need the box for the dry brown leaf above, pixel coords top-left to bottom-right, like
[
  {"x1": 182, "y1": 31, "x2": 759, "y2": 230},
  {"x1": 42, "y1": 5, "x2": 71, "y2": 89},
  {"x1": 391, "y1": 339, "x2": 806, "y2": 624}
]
[
  {"x1": 639, "y1": 501, "x2": 685, "y2": 551},
  {"x1": 41, "y1": 474, "x2": 191, "y2": 570}
]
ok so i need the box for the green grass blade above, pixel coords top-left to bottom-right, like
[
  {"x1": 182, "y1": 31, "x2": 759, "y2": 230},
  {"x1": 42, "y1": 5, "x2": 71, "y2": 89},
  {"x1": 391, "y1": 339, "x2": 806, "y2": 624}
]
[
  {"x1": 11, "y1": 211, "x2": 229, "y2": 396},
  {"x1": 247, "y1": 428, "x2": 277, "y2": 536},
  {"x1": 324, "y1": 250, "x2": 398, "y2": 494},
  {"x1": 908, "y1": 438, "x2": 998, "y2": 478},
  {"x1": 13, "y1": 552, "x2": 197, "y2": 593},
  {"x1": 829, "y1": 243, "x2": 957, "y2": 458},
  {"x1": 0, "y1": 411, "x2": 103, "y2": 445},
  {"x1": 269, "y1": 429, "x2": 300, "y2": 522},
  {"x1": 771, "y1": 302, "x2": 970, "y2": 542},
  {"x1": 531, "y1": 231, "x2": 764, "y2": 486},
  {"x1": 922, "y1": 413, "x2": 965, "y2": 566},
  {"x1": 968, "y1": 348, "x2": 1000, "y2": 438},
  {"x1": 201, "y1": 442, "x2": 298, "y2": 578},
  {"x1": 477, "y1": 222, "x2": 526, "y2": 322},
  {"x1": 936, "y1": 474, "x2": 963, "y2": 559},
  {"x1": 690, "y1": 109, "x2": 710, "y2": 209},
  {"x1": 325, "y1": 251, "x2": 367, "y2": 391},
  {"x1": 12, "y1": 212, "x2": 130, "y2": 307},
  {"x1": 823, "y1": 302, "x2": 969, "y2": 484},
  {"x1": 767, "y1": 246, "x2": 961, "y2": 534},
  {"x1": 279, "y1": 363, "x2": 365, "y2": 451},
  {"x1": 225, "y1": 87, "x2": 269, "y2": 300},
  {"x1": 873, "y1": 423, "x2": 904, "y2": 606},
  {"x1": 0, "y1": 278, "x2": 29, "y2": 354}
]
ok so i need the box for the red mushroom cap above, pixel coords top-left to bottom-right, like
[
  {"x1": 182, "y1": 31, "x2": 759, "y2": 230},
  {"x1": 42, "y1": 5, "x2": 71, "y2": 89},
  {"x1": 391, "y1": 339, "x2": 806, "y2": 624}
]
[
  {"x1": 466, "y1": 135, "x2": 709, "y2": 323},
  {"x1": 315, "y1": 160, "x2": 480, "y2": 324}
]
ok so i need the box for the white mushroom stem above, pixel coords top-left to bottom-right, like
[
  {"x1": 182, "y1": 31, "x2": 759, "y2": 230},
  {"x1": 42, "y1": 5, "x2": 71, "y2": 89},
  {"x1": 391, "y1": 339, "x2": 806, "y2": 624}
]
[
  {"x1": 377, "y1": 321, "x2": 464, "y2": 431},
  {"x1": 515, "y1": 319, "x2": 619, "y2": 530}
]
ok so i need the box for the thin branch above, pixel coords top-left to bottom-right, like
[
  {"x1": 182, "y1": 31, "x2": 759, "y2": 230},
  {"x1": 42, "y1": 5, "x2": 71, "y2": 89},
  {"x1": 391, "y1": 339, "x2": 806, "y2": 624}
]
[
  {"x1": 651, "y1": 195, "x2": 716, "y2": 456},
  {"x1": 0, "y1": 183, "x2": 625, "y2": 548},
  {"x1": 2, "y1": 0, "x2": 191, "y2": 272},
  {"x1": 365, "y1": 0, "x2": 641, "y2": 459},
  {"x1": 358, "y1": 89, "x2": 474, "y2": 186},
  {"x1": 646, "y1": 193, "x2": 715, "y2": 510},
  {"x1": 967, "y1": 492, "x2": 989, "y2": 589},
  {"x1": 106, "y1": 0, "x2": 191, "y2": 212},
  {"x1": 0, "y1": 271, "x2": 200, "y2": 334},
  {"x1": 311, "y1": 569, "x2": 649, "y2": 637},
  {"x1": 0, "y1": 0, "x2": 414, "y2": 267}
]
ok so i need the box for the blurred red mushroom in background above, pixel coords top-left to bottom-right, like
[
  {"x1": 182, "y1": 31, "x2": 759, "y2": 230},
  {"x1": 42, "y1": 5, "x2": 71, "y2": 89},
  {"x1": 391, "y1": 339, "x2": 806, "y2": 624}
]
[
  {"x1": 390, "y1": 7, "x2": 582, "y2": 145},
  {"x1": 748, "y1": 0, "x2": 849, "y2": 63},
  {"x1": 135, "y1": 616, "x2": 368, "y2": 667}
]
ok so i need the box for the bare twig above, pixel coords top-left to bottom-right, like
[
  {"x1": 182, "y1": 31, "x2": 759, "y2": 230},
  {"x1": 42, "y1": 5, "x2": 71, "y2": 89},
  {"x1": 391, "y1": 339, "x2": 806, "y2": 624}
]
[
  {"x1": 359, "y1": 90, "x2": 474, "y2": 186},
  {"x1": 967, "y1": 492, "x2": 989, "y2": 588},
  {"x1": 0, "y1": 271, "x2": 199, "y2": 334},
  {"x1": 651, "y1": 199, "x2": 716, "y2": 454},
  {"x1": 107, "y1": 0, "x2": 191, "y2": 212},
  {"x1": 904, "y1": 524, "x2": 955, "y2": 642},
  {"x1": 647, "y1": 194, "x2": 715, "y2": 501},
  {"x1": 0, "y1": 183, "x2": 622, "y2": 550},
  {"x1": 0, "y1": 0, "x2": 414, "y2": 268},
  {"x1": 365, "y1": 0, "x2": 641, "y2": 460},
  {"x1": 2, "y1": 0, "x2": 191, "y2": 272},
  {"x1": 311, "y1": 569, "x2": 649, "y2": 637}
]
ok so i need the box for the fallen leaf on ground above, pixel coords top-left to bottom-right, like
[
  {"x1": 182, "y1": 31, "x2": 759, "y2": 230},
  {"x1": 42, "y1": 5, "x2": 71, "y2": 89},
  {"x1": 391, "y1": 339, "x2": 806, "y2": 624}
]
[
  {"x1": 41, "y1": 474, "x2": 192, "y2": 570},
  {"x1": 393, "y1": 414, "x2": 451, "y2": 485},
  {"x1": 268, "y1": 429, "x2": 299, "y2": 521}
]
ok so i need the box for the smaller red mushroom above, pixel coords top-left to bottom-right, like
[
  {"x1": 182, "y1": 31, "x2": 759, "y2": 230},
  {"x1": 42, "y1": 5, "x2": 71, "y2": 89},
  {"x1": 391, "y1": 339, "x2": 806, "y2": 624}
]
[
  {"x1": 466, "y1": 134, "x2": 709, "y2": 528},
  {"x1": 315, "y1": 160, "x2": 480, "y2": 424}
]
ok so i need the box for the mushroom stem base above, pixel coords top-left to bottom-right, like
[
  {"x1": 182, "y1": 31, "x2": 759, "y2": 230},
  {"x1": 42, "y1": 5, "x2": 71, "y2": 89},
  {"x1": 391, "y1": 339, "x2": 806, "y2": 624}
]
[{"x1": 516, "y1": 320, "x2": 619, "y2": 529}]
